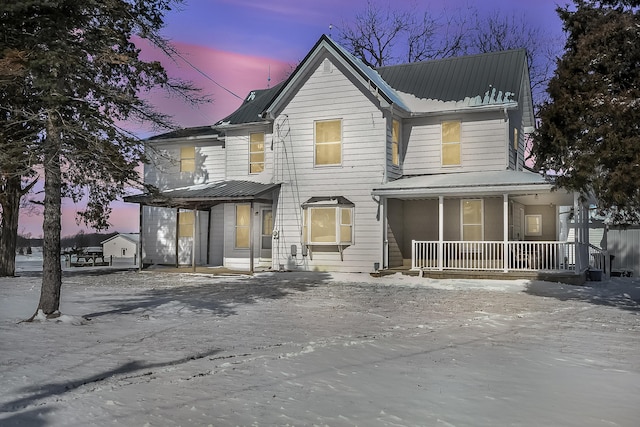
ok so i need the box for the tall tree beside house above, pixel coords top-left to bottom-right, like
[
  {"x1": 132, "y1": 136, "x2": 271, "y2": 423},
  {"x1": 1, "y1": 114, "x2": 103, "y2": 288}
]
[
  {"x1": 0, "y1": 0, "x2": 201, "y2": 316},
  {"x1": 532, "y1": 0, "x2": 640, "y2": 224}
]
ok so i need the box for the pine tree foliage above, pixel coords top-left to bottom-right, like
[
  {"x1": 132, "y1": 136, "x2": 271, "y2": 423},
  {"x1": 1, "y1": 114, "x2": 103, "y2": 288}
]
[
  {"x1": 532, "y1": 0, "x2": 640, "y2": 224},
  {"x1": 0, "y1": 0, "x2": 201, "y2": 314}
]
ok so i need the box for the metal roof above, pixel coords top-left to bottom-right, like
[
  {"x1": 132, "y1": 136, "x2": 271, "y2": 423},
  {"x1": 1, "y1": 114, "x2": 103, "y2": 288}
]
[
  {"x1": 147, "y1": 125, "x2": 220, "y2": 142},
  {"x1": 372, "y1": 170, "x2": 562, "y2": 199},
  {"x1": 376, "y1": 49, "x2": 526, "y2": 105},
  {"x1": 215, "y1": 83, "x2": 284, "y2": 127},
  {"x1": 125, "y1": 180, "x2": 280, "y2": 208}
]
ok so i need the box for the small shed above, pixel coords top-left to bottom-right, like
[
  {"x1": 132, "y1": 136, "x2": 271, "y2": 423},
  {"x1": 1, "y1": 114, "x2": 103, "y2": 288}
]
[{"x1": 101, "y1": 233, "x2": 140, "y2": 259}]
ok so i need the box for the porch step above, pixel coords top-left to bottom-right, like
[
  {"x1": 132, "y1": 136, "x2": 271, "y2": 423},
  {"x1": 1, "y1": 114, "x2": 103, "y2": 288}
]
[{"x1": 379, "y1": 268, "x2": 586, "y2": 286}]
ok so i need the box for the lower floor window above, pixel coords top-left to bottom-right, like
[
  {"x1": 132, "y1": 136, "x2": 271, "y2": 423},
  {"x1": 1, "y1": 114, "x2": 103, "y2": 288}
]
[
  {"x1": 235, "y1": 204, "x2": 250, "y2": 248},
  {"x1": 303, "y1": 205, "x2": 353, "y2": 245}
]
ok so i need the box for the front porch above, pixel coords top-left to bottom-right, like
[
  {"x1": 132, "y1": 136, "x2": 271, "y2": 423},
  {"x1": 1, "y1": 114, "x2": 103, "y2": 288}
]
[
  {"x1": 402, "y1": 240, "x2": 609, "y2": 284},
  {"x1": 372, "y1": 171, "x2": 600, "y2": 283}
]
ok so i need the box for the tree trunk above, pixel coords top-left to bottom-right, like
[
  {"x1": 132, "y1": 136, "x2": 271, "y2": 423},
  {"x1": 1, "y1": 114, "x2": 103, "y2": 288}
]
[
  {"x1": 0, "y1": 176, "x2": 22, "y2": 276},
  {"x1": 36, "y1": 114, "x2": 62, "y2": 317},
  {"x1": 0, "y1": 175, "x2": 38, "y2": 277}
]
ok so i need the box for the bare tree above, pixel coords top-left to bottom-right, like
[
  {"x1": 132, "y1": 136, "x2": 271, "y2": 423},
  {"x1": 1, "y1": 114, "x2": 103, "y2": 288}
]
[
  {"x1": 338, "y1": 0, "x2": 467, "y2": 67},
  {"x1": 339, "y1": 1, "x2": 409, "y2": 67},
  {"x1": 467, "y1": 11, "x2": 562, "y2": 108}
]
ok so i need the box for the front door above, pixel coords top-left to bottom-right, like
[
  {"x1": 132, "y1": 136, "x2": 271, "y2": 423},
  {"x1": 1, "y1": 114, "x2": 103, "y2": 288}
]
[{"x1": 260, "y1": 209, "x2": 273, "y2": 259}]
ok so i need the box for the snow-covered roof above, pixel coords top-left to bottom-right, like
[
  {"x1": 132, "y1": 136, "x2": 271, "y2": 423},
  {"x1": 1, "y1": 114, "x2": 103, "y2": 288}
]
[
  {"x1": 101, "y1": 233, "x2": 140, "y2": 245},
  {"x1": 372, "y1": 170, "x2": 557, "y2": 198}
]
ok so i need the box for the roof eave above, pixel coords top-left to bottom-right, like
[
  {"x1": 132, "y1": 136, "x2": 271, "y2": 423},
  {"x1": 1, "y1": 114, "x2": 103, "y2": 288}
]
[{"x1": 372, "y1": 182, "x2": 554, "y2": 198}]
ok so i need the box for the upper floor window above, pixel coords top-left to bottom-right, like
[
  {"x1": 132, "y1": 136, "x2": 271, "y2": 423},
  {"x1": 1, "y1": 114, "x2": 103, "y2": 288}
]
[
  {"x1": 180, "y1": 146, "x2": 195, "y2": 172},
  {"x1": 441, "y1": 121, "x2": 461, "y2": 166},
  {"x1": 392, "y1": 119, "x2": 400, "y2": 167},
  {"x1": 315, "y1": 119, "x2": 342, "y2": 166},
  {"x1": 513, "y1": 127, "x2": 519, "y2": 150},
  {"x1": 250, "y1": 132, "x2": 265, "y2": 174}
]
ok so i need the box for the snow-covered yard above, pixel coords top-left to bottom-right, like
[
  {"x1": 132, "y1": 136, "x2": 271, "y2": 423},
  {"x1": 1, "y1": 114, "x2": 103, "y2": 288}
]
[{"x1": 1, "y1": 270, "x2": 639, "y2": 426}]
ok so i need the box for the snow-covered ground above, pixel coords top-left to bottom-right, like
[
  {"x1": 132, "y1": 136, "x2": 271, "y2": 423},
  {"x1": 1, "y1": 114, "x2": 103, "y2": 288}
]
[{"x1": 1, "y1": 269, "x2": 639, "y2": 426}]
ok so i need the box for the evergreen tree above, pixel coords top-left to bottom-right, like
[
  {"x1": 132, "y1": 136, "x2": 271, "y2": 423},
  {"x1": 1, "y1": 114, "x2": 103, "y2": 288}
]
[
  {"x1": 532, "y1": 0, "x2": 640, "y2": 224},
  {"x1": 0, "y1": 0, "x2": 201, "y2": 317}
]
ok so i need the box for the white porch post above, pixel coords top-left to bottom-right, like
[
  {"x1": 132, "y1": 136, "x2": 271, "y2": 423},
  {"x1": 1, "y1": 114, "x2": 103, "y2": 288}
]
[
  {"x1": 250, "y1": 201, "x2": 254, "y2": 274},
  {"x1": 503, "y1": 194, "x2": 509, "y2": 272},
  {"x1": 438, "y1": 196, "x2": 444, "y2": 271},
  {"x1": 192, "y1": 209, "x2": 198, "y2": 272}
]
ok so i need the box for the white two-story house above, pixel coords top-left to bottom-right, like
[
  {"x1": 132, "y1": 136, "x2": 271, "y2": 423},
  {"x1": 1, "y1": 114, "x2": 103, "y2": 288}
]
[{"x1": 126, "y1": 35, "x2": 594, "y2": 282}]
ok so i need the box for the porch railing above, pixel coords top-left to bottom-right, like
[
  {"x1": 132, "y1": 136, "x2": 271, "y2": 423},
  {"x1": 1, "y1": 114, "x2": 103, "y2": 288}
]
[{"x1": 412, "y1": 240, "x2": 579, "y2": 272}]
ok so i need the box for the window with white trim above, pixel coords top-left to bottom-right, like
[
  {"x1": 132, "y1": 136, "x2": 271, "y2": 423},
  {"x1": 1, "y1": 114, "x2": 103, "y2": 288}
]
[
  {"x1": 461, "y1": 199, "x2": 483, "y2": 241},
  {"x1": 180, "y1": 146, "x2": 195, "y2": 172},
  {"x1": 235, "y1": 204, "x2": 250, "y2": 248},
  {"x1": 392, "y1": 119, "x2": 400, "y2": 167},
  {"x1": 249, "y1": 132, "x2": 265, "y2": 174},
  {"x1": 178, "y1": 210, "x2": 194, "y2": 238},
  {"x1": 525, "y1": 214, "x2": 542, "y2": 236},
  {"x1": 302, "y1": 202, "x2": 354, "y2": 245},
  {"x1": 442, "y1": 121, "x2": 461, "y2": 166},
  {"x1": 315, "y1": 119, "x2": 342, "y2": 166}
]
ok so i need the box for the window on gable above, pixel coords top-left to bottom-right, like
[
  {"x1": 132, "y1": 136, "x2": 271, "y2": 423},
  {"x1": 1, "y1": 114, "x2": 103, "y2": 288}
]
[
  {"x1": 178, "y1": 210, "x2": 194, "y2": 238},
  {"x1": 392, "y1": 119, "x2": 400, "y2": 167},
  {"x1": 513, "y1": 127, "x2": 519, "y2": 150},
  {"x1": 250, "y1": 132, "x2": 265, "y2": 174},
  {"x1": 235, "y1": 204, "x2": 250, "y2": 249},
  {"x1": 315, "y1": 119, "x2": 342, "y2": 166},
  {"x1": 180, "y1": 146, "x2": 195, "y2": 172},
  {"x1": 442, "y1": 121, "x2": 461, "y2": 166},
  {"x1": 462, "y1": 199, "x2": 483, "y2": 241}
]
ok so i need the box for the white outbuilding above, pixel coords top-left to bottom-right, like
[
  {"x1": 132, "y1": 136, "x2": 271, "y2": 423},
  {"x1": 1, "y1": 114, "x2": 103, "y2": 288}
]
[{"x1": 101, "y1": 233, "x2": 139, "y2": 259}]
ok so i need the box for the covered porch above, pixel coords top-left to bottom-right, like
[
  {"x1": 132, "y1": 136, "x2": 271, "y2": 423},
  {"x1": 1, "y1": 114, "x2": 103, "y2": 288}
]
[
  {"x1": 372, "y1": 171, "x2": 596, "y2": 280},
  {"x1": 124, "y1": 180, "x2": 280, "y2": 272}
]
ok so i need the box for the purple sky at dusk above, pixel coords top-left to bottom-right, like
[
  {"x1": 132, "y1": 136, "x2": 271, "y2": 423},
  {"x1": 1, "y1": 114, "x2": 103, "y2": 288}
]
[{"x1": 18, "y1": 0, "x2": 565, "y2": 238}]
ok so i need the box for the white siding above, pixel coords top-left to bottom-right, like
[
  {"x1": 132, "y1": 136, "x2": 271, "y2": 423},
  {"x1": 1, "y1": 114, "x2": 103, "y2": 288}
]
[
  {"x1": 102, "y1": 236, "x2": 138, "y2": 259},
  {"x1": 142, "y1": 206, "x2": 177, "y2": 265},
  {"x1": 177, "y1": 210, "x2": 209, "y2": 266},
  {"x1": 209, "y1": 204, "x2": 224, "y2": 265},
  {"x1": 403, "y1": 111, "x2": 508, "y2": 175},
  {"x1": 270, "y1": 58, "x2": 386, "y2": 273},
  {"x1": 225, "y1": 125, "x2": 273, "y2": 183},
  {"x1": 144, "y1": 141, "x2": 225, "y2": 190}
]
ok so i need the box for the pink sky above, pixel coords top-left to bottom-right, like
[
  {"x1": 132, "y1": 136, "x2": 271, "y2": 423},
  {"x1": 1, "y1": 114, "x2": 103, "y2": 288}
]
[{"x1": 18, "y1": 0, "x2": 564, "y2": 238}]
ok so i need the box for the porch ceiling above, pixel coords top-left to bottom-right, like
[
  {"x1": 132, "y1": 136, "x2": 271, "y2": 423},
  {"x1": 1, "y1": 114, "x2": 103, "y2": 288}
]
[{"x1": 372, "y1": 170, "x2": 575, "y2": 205}]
